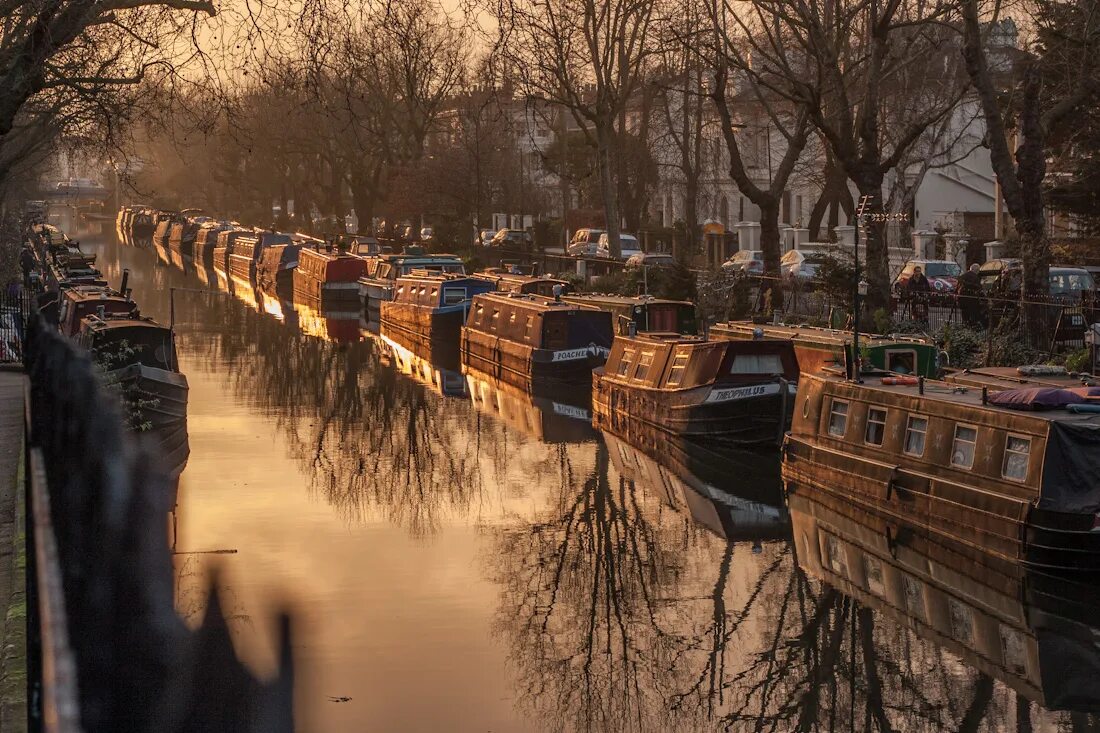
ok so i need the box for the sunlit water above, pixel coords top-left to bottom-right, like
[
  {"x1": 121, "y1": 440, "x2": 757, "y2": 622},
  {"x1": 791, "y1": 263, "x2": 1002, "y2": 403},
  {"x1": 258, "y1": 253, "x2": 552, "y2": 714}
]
[{"x1": 55, "y1": 213, "x2": 1100, "y2": 732}]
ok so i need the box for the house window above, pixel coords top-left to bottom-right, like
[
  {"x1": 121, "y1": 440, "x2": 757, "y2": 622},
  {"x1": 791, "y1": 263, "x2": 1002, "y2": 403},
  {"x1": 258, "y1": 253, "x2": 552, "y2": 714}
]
[
  {"x1": 904, "y1": 416, "x2": 928, "y2": 456},
  {"x1": 730, "y1": 353, "x2": 782, "y2": 375},
  {"x1": 634, "y1": 351, "x2": 654, "y2": 381},
  {"x1": 865, "y1": 407, "x2": 887, "y2": 446},
  {"x1": 617, "y1": 348, "x2": 635, "y2": 377},
  {"x1": 666, "y1": 352, "x2": 690, "y2": 386},
  {"x1": 442, "y1": 287, "x2": 465, "y2": 305},
  {"x1": 524, "y1": 315, "x2": 534, "y2": 341},
  {"x1": 951, "y1": 425, "x2": 978, "y2": 469},
  {"x1": 828, "y1": 400, "x2": 848, "y2": 437},
  {"x1": 1002, "y1": 435, "x2": 1031, "y2": 481}
]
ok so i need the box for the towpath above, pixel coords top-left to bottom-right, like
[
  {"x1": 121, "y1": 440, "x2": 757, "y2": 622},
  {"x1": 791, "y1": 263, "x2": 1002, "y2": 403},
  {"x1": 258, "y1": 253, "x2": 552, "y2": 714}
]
[{"x1": 0, "y1": 367, "x2": 26, "y2": 732}]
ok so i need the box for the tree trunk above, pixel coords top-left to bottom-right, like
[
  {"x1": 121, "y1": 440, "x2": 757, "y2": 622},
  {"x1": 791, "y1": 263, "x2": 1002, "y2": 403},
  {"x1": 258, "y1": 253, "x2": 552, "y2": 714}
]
[
  {"x1": 759, "y1": 200, "x2": 785, "y2": 310},
  {"x1": 596, "y1": 121, "x2": 621, "y2": 259},
  {"x1": 684, "y1": 174, "x2": 699, "y2": 260}
]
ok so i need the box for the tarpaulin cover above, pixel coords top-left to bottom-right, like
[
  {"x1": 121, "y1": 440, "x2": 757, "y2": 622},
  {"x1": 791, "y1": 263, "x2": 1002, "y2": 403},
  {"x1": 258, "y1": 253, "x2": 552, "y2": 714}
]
[
  {"x1": 1039, "y1": 416, "x2": 1100, "y2": 511},
  {"x1": 989, "y1": 387, "x2": 1087, "y2": 410}
]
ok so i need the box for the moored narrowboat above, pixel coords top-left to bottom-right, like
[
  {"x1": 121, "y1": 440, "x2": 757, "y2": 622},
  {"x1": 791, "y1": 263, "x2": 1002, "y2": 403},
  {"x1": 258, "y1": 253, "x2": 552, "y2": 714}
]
[
  {"x1": 213, "y1": 227, "x2": 252, "y2": 274},
  {"x1": 474, "y1": 271, "x2": 574, "y2": 297},
  {"x1": 461, "y1": 292, "x2": 613, "y2": 391},
  {"x1": 228, "y1": 232, "x2": 292, "y2": 281},
  {"x1": 78, "y1": 313, "x2": 188, "y2": 430},
  {"x1": 293, "y1": 246, "x2": 366, "y2": 305},
  {"x1": 563, "y1": 293, "x2": 698, "y2": 334},
  {"x1": 593, "y1": 332, "x2": 800, "y2": 446},
  {"x1": 359, "y1": 247, "x2": 466, "y2": 318},
  {"x1": 193, "y1": 221, "x2": 232, "y2": 266},
  {"x1": 711, "y1": 321, "x2": 939, "y2": 378},
  {"x1": 256, "y1": 242, "x2": 301, "y2": 294},
  {"x1": 57, "y1": 286, "x2": 139, "y2": 335},
  {"x1": 783, "y1": 372, "x2": 1100, "y2": 570},
  {"x1": 380, "y1": 273, "x2": 495, "y2": 357}
]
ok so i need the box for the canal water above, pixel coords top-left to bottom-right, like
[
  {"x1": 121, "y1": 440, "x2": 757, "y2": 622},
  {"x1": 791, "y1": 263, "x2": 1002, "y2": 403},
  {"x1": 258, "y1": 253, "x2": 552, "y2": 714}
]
[{"x1": 65, "y1": 216, "x2": 1099, "y2": 732}]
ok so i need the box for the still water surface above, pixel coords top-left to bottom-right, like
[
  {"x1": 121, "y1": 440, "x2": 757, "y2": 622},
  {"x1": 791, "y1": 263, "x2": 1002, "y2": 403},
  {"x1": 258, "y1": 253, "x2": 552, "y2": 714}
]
[{"x1": 65, "y1": 219, "x2": 1100, "y2": 732}]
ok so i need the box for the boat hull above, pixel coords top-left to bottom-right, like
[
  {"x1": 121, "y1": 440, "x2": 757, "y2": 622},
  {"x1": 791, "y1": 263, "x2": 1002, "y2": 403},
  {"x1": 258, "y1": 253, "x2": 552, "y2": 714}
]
[
  {"x1": 461, "y1": 326, "x2": 606, "y2": 394},
  {"x1": 594, "y1": 372, "x2": 795, "y2": 447},
  {"x1": 107, "y1": 362, "x2": 189, "y2": 430}
]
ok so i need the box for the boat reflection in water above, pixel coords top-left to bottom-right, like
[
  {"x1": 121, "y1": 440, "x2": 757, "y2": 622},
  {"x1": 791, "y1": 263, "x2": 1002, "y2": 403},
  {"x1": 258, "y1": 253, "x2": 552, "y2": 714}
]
[
  {"x1": 789, "y1": 480, "x2": 1100, "y2": 713},
  {"x1": 293, "y1": 297, "x2": 361, "y2": 343},
  {"x1": 378, "y1": 332, "x2": 468, "y2": 399},
  {"x1": 603, "y1": 427, "x2": 787, "y2": 542},
  {"x1": 464, "y1": 363, "x2": 596, "y2": 443}
]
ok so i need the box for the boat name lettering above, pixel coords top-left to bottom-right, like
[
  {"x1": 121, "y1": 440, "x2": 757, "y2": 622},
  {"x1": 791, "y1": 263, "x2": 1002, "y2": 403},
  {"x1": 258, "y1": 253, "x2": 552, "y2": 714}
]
[{"x1": 704, "y1": 383, "x2": 781, "y2": 403}]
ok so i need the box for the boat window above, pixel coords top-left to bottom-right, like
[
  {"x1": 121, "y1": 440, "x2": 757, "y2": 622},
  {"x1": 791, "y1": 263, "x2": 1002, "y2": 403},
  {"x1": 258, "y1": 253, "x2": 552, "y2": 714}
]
[
  {"x1": 442, "y1": 287, "x2": 465, "y2": 306},
  {"x1": 904, "y1": 416, "x2": 928, "y2": 456},
  {"x1": 824, "y1": 534, "x2": 848, "y2": 576},
  {"x1": 617, "y1": 348, "x2": 635, "y2": 377},
  {"x1": 396, "y1": 286, "x2": 405, "y2": 298},
  {"x1": 951, "y1": 425, "x2": 978, "y2": 469},
  {"x1": 948, "y1": 597, "x2": 974, "y2": 644},
  {"x1": 431, "y1": 287, "x2": 439, "y2": 300},
  {"x1": 490, "y1": 309, "x2": 500, "y2": 330},
  {"x1": 999, "y1": 626, "x2": 1029, "y2": 677},
  {"x1": 864, "y1": 555, "x2": 885, "y2": 596},
  {"x1": 886, "y1": 349, "x2": 917, "y2": 375},
  {"x1": 730, "y1": 353, "x2": 782, "y2": 375},
  {"x1": 475, "y1": 305, "x2": 484, "y2": 324},
  {"x1": 865, "y1": 407, "x2": 887, "y2": 446},
  {"x1": 634, "y1": 351, "x2": 655, "y2": 381},
  {"x1": 827, "y1": 400, "x2": 849, "y2": 437},
  {"x1": 524, "y1": 316, "x2": 534, "y2": 341},
  {"x1": 666, "y1": 352, "x2": 690, "y2": 386},
  {"x1": 1002, "y1": 435, "x2": 1031, "y2": 481},
  {"x1": 903, "y1": 576, "x2": 925, "y2": 621}
]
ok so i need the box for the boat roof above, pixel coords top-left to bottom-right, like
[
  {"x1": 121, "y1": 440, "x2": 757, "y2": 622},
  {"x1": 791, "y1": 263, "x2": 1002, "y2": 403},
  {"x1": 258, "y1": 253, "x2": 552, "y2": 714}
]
[
  {"x1": 64, "y1": 286, "x2": 129, "y2": 303},
  {"x1": 943, "y1": 366, "x2": 1097, "y2": 391},
  {"x1": 82, "y1": 315, "x2": 167, "y2": 333},
  {"x1": 564, "y1": 293, "x2": 694, "y2": 307},
  {"x1": 716, "y1": 321, "x2": 933, "y2": 347},
  {"x1": 811, "y1": 371, "x2": 1100, "y2": 425},
  {"x1": 473, "y1": 291, "x2": 601, "y2": 311}
]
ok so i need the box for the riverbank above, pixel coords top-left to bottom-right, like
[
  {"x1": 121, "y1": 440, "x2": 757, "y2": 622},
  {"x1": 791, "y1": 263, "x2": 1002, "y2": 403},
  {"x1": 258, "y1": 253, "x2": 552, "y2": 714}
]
[{"x1": 0, "y1": 367, "x2": 26, "y2": 733}]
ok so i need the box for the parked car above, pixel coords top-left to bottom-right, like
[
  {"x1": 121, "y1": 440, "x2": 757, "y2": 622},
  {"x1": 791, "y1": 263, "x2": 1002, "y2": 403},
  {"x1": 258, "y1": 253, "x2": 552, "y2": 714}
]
[
  {"x1": 478, "y1": 228, "x2": 496, "y2": 247},
  {"x1": 402, "y1": 225, "x2": 417, "y2": 242},
  {"x1": 420, "y1": 226, "x2": 434, "y2": 243},
  {"x1": 780, "y1": 250, "x2": 829, "y2": 286},
  {"x1": 626, "y1": 252, "x2": 676, "y2": 269},
  {"x1": 892, "y1": 259, "x2": 962, "y2": 295},
  {"x1": 1048, "y1": 267, "x2": 1096, "y2": 304},
  {"x1": 721, "y1": 250, "x2": 764, "y2": 277},
  {"x1": 978, "y1": 257, "x2": 1022, "y2": 295},
  {"x1": 596, "y1": 232, "x2": 642, "y2": 260},
  {"x1": 567, "y1": 228, "x2": 606, "y2": 257},
  {"x1": 490, "y1": 228, "x2": 533, "y2": 248}
]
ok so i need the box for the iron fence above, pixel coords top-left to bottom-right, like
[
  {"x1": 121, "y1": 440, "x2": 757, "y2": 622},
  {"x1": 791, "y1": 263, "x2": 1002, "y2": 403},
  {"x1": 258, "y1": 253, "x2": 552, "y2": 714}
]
[{"x1": 23, "y1": 316, "x2": 294, "y2": 733}]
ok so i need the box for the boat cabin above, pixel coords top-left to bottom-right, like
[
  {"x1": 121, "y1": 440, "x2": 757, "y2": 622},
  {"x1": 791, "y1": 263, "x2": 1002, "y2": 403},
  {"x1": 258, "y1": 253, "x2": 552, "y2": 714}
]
[
  {"x1": 563, "y1": 293, "x2": 698, "y2": 334},
  {"x1": 365, "y1": 251, "x2": 466, "y2": 282},
  {"x1": 78, "y1": 315, "x2": 177, "y2": 372},
  {"x1": 475, "y1": 272, "x2": 573, "y2": 297},
  {"x1": 393, "y1": 273, "x2": 496, "y2": 310},
  {"x1": 58, "y1": 286, "x2": 139, "y2": 336},
  {"x1": 465, "y1": 292, "x2": 612, "y2": 350},
  {"x1": 711, "y1": 321, "x2": 939, "y2": 378},
  {"x1": 297, "y1": 246, "x2": 367, "y2": 284},
  {"x1": 785, "y1": 372, "x2": 1100, "y2": 568}
]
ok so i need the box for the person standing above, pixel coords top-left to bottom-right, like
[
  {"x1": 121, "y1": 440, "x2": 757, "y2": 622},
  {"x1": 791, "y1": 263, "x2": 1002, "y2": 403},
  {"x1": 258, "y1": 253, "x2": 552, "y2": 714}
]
[
  {"x1": 908, "y1": 266, "x2": 931, "y2": 323},
  {"x1": 957, "y1": 263, "x2": 983, "y2": 327},
  {"x1": 19, "y1": 245, "x2": 37, "y2": 289}
]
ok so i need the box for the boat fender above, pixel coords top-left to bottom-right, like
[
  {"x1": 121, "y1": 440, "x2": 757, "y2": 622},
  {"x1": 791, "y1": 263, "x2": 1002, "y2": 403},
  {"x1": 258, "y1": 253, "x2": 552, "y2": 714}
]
[{"x1": 881, "y1": 376, "x2": 918, "y2": 386}]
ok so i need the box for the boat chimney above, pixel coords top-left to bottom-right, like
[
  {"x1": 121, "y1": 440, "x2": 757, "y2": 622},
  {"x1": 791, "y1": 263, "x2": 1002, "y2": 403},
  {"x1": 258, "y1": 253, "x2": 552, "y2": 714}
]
[
  {"x1": 552, "y1": 284, "x2": 563, "y2": 302},
  {"x1": 120, "y1": 268, "x2": 129, "y2": 294},
  {"x1": 918, "y1": 376, "x2": 925, "y2": 395},
  {"x1": 982, "y1": 386, "x2": 988, "y2": 405},
  {"x1": 124, "y1": 288, "x2": 133, "y2": 301}
]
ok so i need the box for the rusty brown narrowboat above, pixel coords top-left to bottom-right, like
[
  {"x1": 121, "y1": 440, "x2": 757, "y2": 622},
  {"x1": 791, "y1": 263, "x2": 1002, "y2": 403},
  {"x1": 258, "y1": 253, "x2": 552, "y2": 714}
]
[
  {"x1": 473, "y1": 271, "x2": 574, "y2": 297},
  {"x1": 256, "y1": 242, "x2": 301, "y2": 294},
  {"x1": 784, "y1": 372, "x2": 1100, "y2": 571},
  {"x1": 562, "y1": 293, "x2": 698, "y2": 334},
  {"x1": 593, "y1": 332, "x2": 800, "y2": 446},
  {"x1": 460, "y1": 292, "x2": 613, "y2": 391},
  {"x1": 229, "y1": 232, "x2": 292, "y2": 281}
]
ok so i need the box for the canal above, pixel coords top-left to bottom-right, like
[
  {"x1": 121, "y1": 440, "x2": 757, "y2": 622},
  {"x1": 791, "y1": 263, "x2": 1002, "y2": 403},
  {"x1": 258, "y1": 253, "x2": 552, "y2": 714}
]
[{"x1": 62, "y1": 215, "x2": 1099, "y2": 731}]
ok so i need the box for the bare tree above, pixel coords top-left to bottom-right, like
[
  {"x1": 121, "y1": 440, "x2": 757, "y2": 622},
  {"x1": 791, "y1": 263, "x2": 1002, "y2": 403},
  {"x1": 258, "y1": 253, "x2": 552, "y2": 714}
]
[{"x1": 491, "y1": 0, "x2": 656, "y2": 258}]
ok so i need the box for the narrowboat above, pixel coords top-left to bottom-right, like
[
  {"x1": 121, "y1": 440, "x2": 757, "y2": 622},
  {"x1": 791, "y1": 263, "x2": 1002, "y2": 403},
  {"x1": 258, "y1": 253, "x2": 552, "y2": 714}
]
[
  {"x1": 562, "y1": 293, "x2": 698, "y2": 334},
  {"x1": 152, "y1": 212, "x2": 179, "y2": 247},
  {"x1": 474, "y1": 271, "x2": 574, "y2": 297},
  {"x1": 358, "y1": 247, "x2": 465, "y2": 318},
  {"x1": 256, "y1": 242, "x2": 301, "y2": 294},
  {"x1": 193, "y1": 221, "x2": 232, "y2": 266},
  {"x1": 788, "y1": 483, "x2": 1100, "y2": 711},
  {"x1": 711, "y1": 321, "x2": 940, "y2": 378},
  {"x1": 57, "y1": 286, "x2": 138, "y2": 336},
  {"x1": 293, "y1": 246, "x2": 366, "y2": 306},
  {"x1": 464, "y1": 363, "x2": 596, "y2": 443},
  {"x1": 212, "y1": 228, "x2": 253, "y2": 273},
  {"x1": 77, "y1": 312, "x2": 188, "y2": 430},
  {"x1": 942, "y1": 364, "x2": 1097, "y2": 391},
  {"x1": 129, "y1": 207, "x2": 155, "y2": 239},
  {"x1": 593, "y1": 332, "x2": 800, "y2": 446},
  {"x1": 228, "y1": 231, "x2": 292, "y2": 281},
  {"x1": 604, "y1": 427, "x2": 787, "y2": 542},
  {"x1": 380, "y1": 273, "x2": 495, "y2": 357},
  {"x1": 460, "y1": 292, "x2": 613, "y2": 391},
  {"x1": 783, "y1": 372, "x2": 1100, "y2": 570},
  {"x1": 168, "y1": 216, "x2": 209, "y2": 257}
]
